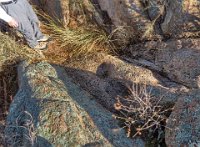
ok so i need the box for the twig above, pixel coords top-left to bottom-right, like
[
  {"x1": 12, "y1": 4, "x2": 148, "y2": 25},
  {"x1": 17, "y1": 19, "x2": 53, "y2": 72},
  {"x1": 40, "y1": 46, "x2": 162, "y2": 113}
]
[{"x1": 114, "y1": 83, "x2": 172, "y2": 139}]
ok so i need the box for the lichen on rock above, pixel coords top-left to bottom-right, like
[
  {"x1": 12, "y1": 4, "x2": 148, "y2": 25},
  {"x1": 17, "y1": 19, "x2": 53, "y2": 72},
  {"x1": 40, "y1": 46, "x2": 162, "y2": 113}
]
[{"x1": 4, "y1": 61, "x2": 142, "y2": 147}]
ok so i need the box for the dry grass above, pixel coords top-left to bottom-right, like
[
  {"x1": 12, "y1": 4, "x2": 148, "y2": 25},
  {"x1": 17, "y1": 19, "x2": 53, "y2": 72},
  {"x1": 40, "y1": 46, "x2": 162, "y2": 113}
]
[
  {"x1": 0, "y1": 31, "x2": 46, "y2": 66},
  {"x1": 4, "y1": 111, "x2": 36, "y2": 146},
  {"x1": 34, "y1": 0, "x2": 117, "y2": 60},
  {"x1": 39, "y1": 13, "x2": 114, "y2": 59}
]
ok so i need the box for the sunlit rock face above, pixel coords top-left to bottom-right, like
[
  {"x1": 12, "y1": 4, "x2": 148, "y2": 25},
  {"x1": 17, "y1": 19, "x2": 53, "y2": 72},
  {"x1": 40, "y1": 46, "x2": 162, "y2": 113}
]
[
  {"x1": 98, "y1": 0, "x2": 200, "y2": 38},
  {"x1": 97, "y1": 0, "x2": 152, "y2": 46}
]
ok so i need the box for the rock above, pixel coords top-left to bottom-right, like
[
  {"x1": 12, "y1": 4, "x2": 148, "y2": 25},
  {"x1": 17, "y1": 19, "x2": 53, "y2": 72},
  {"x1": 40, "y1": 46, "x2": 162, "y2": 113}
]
[
  {"x1": 165, "y1": 90, "x2": 200, "y2": 147},
  {"x1": 161, "y1": 0, "x2": 200, "y2": 38},
  {"x1": 97, "y1": 0, "x2": 152, "y2": 45},
  {"x1": 31, "y1": 0, "x2": 153, "y2": 45},
  {"x1": 141, "y1": 0, "x2": 200, "y2": 38},
  {"x1": 31, "y1": 0, "x2": 104, "y2": 28},
  {"x1": 95, "y1": 55, "x2": 159, "y2": 86},
  {"x1": 125, "y1": 40, "x2": 159, "y2": 62},
  {"x1": 31, "y1": 0, "x2": 69, "y2": 26},
  {"x1": 155, "y1": 39, "x2": 200, "y2": 88},
  {"x1": 4, "y1": 61, "x2": 140, "y2": 147},
  {"x1": 0, "y1": 124, "x2": 5, "y2": 146},
  {"x1": 92, "y1": 0, "x2": 200, "y2": 42},
  {"x1": 127, "y1": 38, "x2": 200, "y2": 89},
  {"x1": 65, "y1": 53, "x2": 185, "y2": 112}
]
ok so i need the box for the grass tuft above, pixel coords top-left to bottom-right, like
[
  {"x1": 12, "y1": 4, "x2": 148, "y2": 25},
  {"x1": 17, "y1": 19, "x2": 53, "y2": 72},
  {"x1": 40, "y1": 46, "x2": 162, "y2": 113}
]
[{"x1": 40, "y1": 13, "x2": 115, "y2": 59}]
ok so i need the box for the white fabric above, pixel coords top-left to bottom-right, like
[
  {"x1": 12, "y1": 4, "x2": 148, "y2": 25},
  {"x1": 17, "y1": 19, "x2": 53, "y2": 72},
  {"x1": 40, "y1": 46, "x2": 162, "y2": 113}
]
[{"x1": 0, "y1": 0, "x2": 13, "y2": 22}]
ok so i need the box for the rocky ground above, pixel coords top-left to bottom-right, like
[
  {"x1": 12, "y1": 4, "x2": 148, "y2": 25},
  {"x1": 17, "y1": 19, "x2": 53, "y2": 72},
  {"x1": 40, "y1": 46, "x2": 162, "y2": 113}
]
[{"x1": 0, "y1": 0, "x2": 199, "y2": 146}]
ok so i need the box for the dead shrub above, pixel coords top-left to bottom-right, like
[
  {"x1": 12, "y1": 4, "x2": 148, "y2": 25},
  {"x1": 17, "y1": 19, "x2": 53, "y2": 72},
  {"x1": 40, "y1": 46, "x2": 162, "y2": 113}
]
[{"x1": 113, "y1": 84, "x2": 172, "y2": 144}]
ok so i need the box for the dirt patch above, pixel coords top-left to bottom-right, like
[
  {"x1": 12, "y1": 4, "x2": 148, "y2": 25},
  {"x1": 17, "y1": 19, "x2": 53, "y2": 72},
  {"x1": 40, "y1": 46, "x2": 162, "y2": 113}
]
[
  {"x1": 0, "y1": 63, "x2": 18, "y2": 146},
  {"x1": 43, "y1": 41, "x2": 70, "y2": 64}
]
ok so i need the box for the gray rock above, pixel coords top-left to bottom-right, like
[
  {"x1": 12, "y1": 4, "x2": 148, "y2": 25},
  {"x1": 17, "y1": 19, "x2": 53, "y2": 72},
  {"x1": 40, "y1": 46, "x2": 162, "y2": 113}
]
[
  {"x1": 165, "y1": 90, "x2": 200, "y2": 147},
  {"x1": 31, "y1": 0, "x2": 69, "y2": 26},
  {"x1": 155, "y1": 39, "x2": 200, "y2": 88},
  {"x1": 5, "y1": 61, "x2": 141, "y2": 147},
  {"x1": 161, "y1": 0, "x2": 200, "y2": 38},
  {"x1": 127, "y1": 38, "x2": 200, "y2": 89},
  {"x1": 97, "y1": 0, "x2": 152, "y2": 45}
]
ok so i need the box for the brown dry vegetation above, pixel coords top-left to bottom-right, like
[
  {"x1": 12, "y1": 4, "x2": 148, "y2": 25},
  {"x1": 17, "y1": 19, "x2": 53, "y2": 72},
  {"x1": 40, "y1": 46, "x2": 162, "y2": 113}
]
[{"x1": 113, "y1": 84, "x2": 173, "y2": 146}]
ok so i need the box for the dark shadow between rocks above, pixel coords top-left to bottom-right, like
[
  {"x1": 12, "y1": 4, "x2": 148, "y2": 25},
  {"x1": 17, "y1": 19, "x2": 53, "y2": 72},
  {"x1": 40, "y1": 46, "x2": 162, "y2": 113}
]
[
  {"x1": 66, "y1": 61, "x2": 182, "y2": 108},
  {"x1": 59, "y1": 66, "x2": 177, "y2": 146}
]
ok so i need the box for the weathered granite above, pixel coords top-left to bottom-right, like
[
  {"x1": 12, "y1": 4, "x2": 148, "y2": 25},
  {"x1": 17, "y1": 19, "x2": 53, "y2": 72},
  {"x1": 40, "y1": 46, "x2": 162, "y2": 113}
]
[
  {"x1": 165, "y1": 90, "x2": 200, "y2": 147},
  {"x1": 127, "y1": 38, "x2": 200, "y2": 89},
  {"x1": 4, "y1": 61, "x2": 142, "y2": 147}
]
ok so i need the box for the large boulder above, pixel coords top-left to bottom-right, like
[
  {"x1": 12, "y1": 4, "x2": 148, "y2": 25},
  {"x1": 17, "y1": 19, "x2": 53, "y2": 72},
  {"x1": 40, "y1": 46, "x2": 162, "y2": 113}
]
[
  {"x1": 97, "y1": 0, "x2": 152, "y2": 43},
  {"x1": 4, "y1": 61, "x2": 141, "y2": 147},
  {"x1": 165, "y1": 90, "x2": 200, "y2": 147},
  {"x1": 91, "y1": 0, "x2": 200, "y2": 40}
]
